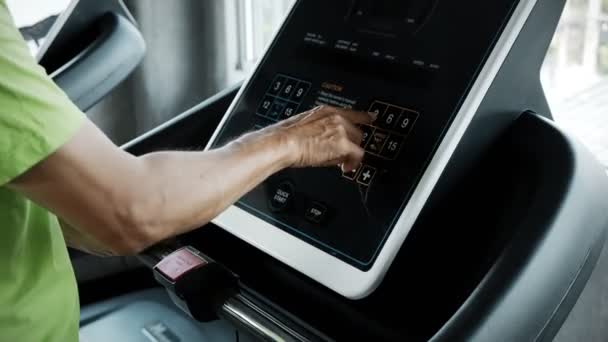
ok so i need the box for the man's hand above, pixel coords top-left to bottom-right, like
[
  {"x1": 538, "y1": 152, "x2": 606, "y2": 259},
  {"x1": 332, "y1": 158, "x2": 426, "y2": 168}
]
[
  {"x1": 267, "y1": 105, "x2": 372, "y2": 172},
  {"x1": 9, "y1": 105, "x2": 372, "y2": 256},
  {"x1": 242, "y1": 105, "x2": 373, "y2": 172}
]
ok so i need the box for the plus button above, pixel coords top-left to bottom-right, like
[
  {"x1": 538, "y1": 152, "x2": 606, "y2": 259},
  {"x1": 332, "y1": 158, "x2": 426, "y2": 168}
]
[
  {"x1": 357, "y1": 165, "x2": 377, "y2": 186},
  {"x1": 362, "y1": 170, "x2": 372, "y2": 181}
]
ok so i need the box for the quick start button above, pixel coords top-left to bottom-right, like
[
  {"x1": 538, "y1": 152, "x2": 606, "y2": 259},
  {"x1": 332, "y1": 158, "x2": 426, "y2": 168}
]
[{"x1": 269, "y1": 181, "x2": 295, "y2": 212}]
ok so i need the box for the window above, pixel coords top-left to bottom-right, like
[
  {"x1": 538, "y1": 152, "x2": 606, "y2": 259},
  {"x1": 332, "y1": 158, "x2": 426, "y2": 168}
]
[
  {"x1": 541, "y1": 0, "x2": 608, "y2": 164},
  {"x1": 227, "y1": 0, "x2": 608, "y2": 165},
  {"x1": 224, "y1": 0, "x2": 294, "y2": 84},
  {"x1": 5, "y1": 0, "x2": 71, "y2": 56},
  {"x1": 8, "y1": 1, "x2": 608, "y2": 164}
]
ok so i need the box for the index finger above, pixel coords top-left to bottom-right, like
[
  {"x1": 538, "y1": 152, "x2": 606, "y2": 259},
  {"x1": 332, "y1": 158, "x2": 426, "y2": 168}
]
[{"x1": 333, "y1": 107, "x2": 375, "y2": 125}]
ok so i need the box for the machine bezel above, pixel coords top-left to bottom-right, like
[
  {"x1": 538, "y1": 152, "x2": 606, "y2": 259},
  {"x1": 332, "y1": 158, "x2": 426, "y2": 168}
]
[{"x1": 206, "y1": 0, "x2": 538, "y2": 299}]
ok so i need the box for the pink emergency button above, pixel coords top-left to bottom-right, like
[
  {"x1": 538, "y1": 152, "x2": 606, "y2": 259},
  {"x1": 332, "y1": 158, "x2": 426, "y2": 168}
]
[{"x1": 155, "y1": 247, "x2": 208, "y2": 282}]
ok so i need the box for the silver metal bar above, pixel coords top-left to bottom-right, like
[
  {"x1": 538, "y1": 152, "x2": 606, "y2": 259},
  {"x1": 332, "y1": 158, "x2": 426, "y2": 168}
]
[
  {"x1": 140, "y1": 243, "x2": 327, "y2": 341},
  {"x1": 218, "y1": 294, "x2": 325, "y2": 342},
  {"x1": 222, "y1": 300, "x2": 287, "y2": 342}
]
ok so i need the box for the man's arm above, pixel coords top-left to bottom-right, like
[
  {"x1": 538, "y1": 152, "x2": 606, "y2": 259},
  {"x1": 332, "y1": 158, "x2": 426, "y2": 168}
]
[{"x1": 9, "y1": 105, "x2": 371, "y2": 256}]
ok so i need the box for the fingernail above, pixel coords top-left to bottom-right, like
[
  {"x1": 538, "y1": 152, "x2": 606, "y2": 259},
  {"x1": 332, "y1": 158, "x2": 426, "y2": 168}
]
[{"x1": 369, "y1": 112, "x2": 378, "y2": 122}]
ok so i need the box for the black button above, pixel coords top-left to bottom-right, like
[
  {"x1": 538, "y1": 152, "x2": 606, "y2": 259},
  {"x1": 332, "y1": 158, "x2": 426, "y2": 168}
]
[
  {"x1": 381, "y1": 134, "x2": 405, "y2": 159},
  {"x1": 257, "y1": 96, "x2": 275, "y2": 117},
  {"x1": 292, "y1": 82, "x2": 310, "y2": 102},
  {"x1": 342, "y1": 163, "x2": 361, "y2": 180},
  {"x1": 408, "y1": 1, "x2": 433, "y2": 24},
  {"x1": 359, "y1": 125, "x2": 375, "y2": 148},
  {"x1": 368, "y1": 102, "x2": 388, "y2": 122},
  {"x1": 305, "y1": 202, "x2": 328, "y2": 224},
  {"x1": 366, "y1": 130, "x2": 389, "y2": 154},
  {"x1": 268, "y1": 76, "x2": 287, "y2": 96},
  {"x1": 269, "y1": 181, "x2": 295, "y2": 212},
  {"x1": 280, "y1": 102, "x2": 299, "y2": 120},
  {"x1": 378, "y1": 105, "x2": 403, "y2": 129},
  {"x1": 268, "y1": 99, "x2": 287, "y2": 119},
  {"x1": 357, "y1": 165, "x2": 377, "y2": 187},
  {"x1": 395, "y1": 110, "x2": 418, "y2": 135},
  {"x1": 280, "y1": 79, "x2": 298, "y2": 99},
  {"x1": 351, "y1": 0, "x2": 373, "y2": 17},
  {"x1": 253, "y1": 116, "x2": 274, "y2": 130}
]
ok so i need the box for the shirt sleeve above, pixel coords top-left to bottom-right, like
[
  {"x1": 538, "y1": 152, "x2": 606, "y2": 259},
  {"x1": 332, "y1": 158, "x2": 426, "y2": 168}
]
[{"x1": 0, "y1": 3, "x2": 84, "y2": 186}]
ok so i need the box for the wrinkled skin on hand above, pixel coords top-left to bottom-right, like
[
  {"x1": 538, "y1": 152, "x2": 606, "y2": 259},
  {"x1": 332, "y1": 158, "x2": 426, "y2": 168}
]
[{"x1": 263, "y1": 105, "x2": 374, "y2": 172}]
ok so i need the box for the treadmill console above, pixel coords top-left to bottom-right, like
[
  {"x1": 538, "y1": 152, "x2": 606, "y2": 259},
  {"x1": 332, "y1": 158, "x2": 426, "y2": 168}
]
[{"x1": 207, "y1": 0, "x2": 530, "y2": 298}]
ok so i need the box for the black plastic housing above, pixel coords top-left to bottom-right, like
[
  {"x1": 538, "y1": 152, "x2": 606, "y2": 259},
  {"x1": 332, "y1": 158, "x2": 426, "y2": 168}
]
[{"x1": 125, "y1": 86, "x2": 608, "y2": 341}]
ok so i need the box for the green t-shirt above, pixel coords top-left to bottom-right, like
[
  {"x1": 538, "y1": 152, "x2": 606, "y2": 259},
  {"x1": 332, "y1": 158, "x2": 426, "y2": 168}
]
[{"x1": 0, "y1": 3, "x2": 84, "y2": 342}]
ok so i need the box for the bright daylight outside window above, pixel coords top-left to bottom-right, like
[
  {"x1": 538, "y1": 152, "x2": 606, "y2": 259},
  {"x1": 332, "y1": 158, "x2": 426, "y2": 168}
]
[
  {"x1": 5, "y1": 0, "x2": 71, "y2": 56},
  {"x1": 541, "y1": 0, "x2": 608, "y2": 165},
  {"x1": 239, "y1": 0, "x2": 608, "y2": 165},
  {"x1": 7, "y1": 0, "x2": 608, "y2": 165}
]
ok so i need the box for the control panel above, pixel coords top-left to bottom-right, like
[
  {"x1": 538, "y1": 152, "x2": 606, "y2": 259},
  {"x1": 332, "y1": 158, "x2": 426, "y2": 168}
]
[{"x1": 208, "y1": 0, "x2": 521, "y2": 273}]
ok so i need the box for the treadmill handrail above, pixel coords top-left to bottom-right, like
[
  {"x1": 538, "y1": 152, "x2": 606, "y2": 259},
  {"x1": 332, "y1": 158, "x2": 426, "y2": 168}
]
[
  {"x1": 431, "y1": 112, "x2": 608, "y2": 342},
  {"x1": 125, "y1": 85, "x2": 608, "y2": 341},
  {"x1": 51, "y1": 12, "x2": 145, "y2": 112}
]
